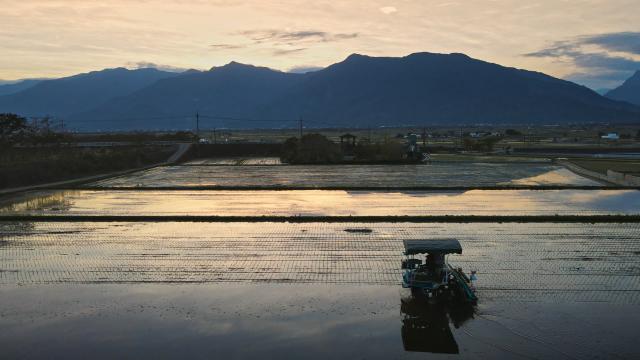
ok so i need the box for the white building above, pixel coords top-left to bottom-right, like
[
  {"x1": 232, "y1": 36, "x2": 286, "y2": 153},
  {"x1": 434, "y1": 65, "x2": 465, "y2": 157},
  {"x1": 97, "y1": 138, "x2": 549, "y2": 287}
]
[{"x1": 601, "y1": 132, "x2": 620, "y2": 140}]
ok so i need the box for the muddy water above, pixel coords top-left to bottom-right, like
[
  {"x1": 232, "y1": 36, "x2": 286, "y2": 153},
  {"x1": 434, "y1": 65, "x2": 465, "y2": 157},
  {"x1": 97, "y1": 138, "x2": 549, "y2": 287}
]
[
  {"x1": 93, "y1": 163, "x2": 601, "y2": 188},
  {"x1": 1, "y1": 189, "x2": 638, "y2": 216},
  {"x1": 1, "y1": 222, "x2": 640, "y2": 359},
  {"x1": 2, "y1": 222, "x2": 639, "y2": 300}
]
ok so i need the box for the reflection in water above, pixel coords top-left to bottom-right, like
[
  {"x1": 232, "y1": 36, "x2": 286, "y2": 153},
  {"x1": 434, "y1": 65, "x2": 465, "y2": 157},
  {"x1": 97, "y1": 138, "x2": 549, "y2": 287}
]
[
  {"x1": 0, "y1": 191, "x2": 74, "y2": 214},
  {"x1": 507, "y1": 168, "x2": 600, "y2": 186},
  {"x1": 400, "y1": 293, "x2": 475, "y2": 354},
  {"x1": 0, "y1": 222, "x2": 35, "y2": 248},
  {"x1": 1, "y1": 189, "x2": 639, "y2": 216},
  {"x1": 94, "y1": 163, "x2": 600, "y2": 188}
]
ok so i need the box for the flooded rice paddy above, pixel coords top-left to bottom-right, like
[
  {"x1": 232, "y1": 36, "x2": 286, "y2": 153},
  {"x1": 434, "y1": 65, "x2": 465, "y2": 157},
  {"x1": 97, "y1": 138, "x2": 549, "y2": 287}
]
[
  {"x1": 2, "y1": 284, "x2": 638, "y2": 359},
  {"x1": 1, "y1": 222, "x2": 639, "y2": 300},
  {"x1": 184, "y1": 157, "x2": 283, "y2": 165},
  {"x1": 93, "y1": 162, "x2": 601, "y2": 188},
  {"x1": 1, "y1": 159, "x2": 639, "y2": 359},
  {"x1": 2, "y1": 189, "x2": 638, "y2": 216},
  {"x1": 1, "y1": 222, "x2": 640, "y2": 359}
]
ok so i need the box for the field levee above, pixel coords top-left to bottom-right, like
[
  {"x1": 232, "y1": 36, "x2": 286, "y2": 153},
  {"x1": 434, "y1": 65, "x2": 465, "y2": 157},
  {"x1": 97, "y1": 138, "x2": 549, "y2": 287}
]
[{"x1": 560, "y1": 159, "x2": 640, "y2": 186}]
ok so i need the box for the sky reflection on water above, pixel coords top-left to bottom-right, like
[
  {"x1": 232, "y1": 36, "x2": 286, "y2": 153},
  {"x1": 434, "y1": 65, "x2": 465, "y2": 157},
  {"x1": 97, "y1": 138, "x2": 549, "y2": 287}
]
[
  {"x1": 93, "y1": 163, "x2": 600, "y2": 188},
  {"x1": 1, "y1": 189, "x2": 638, "y2": 216},
  {"x1": 1, "y1": 284, "x2": 639, "y2": 359}
]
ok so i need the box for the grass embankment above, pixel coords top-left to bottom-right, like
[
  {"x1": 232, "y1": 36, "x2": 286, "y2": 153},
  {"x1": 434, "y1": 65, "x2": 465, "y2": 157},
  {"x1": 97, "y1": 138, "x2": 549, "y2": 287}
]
[
  {"x1": 0, "y1": 146, "x2": 175, "y2": 189},
  {"x1": 568, "y1": 159, "x2": 640, "y2": 175}
]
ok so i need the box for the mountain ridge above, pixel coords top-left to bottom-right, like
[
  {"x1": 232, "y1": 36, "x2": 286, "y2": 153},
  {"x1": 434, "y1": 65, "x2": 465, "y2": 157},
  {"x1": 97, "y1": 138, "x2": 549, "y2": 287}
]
[
  {"x1": 606, "y1": 71, "x2": 640, "y2": 106},
  {"x1": 256, "y1": 52, "x2": 639, "y2": 127},
  {"x1": 0, "y1": 67, "x2": 179, "y2": 118},
  {"x1": 0, "y1": 79, "x2": 44, "y2": 97},
  {"x1": 2, "y1": 52, "x2": 639, "y2": 130}
]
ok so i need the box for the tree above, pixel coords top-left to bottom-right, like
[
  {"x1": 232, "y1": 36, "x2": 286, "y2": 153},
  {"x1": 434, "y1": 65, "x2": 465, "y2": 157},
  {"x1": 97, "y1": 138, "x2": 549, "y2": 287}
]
[
  {"x1": 281, "y1": 136, "x2": 300, "y2": 163},
  {"x1": 280, "y1": 134, "x2": 342, "y2": 164},
  {"x1": 354, "y1": 141, "x2": 404, "y2": 162},
  {"x1": 0, "y1": 113, "x2": 29, "y2": 148},
  {"x1": 463, "y1": 136, "x2": 501, "y2": 152}
]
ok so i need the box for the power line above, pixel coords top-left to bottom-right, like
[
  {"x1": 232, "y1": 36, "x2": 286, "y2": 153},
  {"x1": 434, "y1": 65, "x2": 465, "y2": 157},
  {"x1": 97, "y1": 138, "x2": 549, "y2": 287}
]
[
  {"x1": 17, "y1": 112, "x2": 432, "y2": 132},
  {"x1": 66, "y1": 115, "x2": 193, "y2": 124},
  {"x1": 196, "y1": 112, "x2": 200, "y2": 139},
  {"x1": 21, "y1": 112, "x2": 344, "y2": 127},
  {"x1": 198, "y1": 115, "x2": 298, "y2": 123},
  {"x1": 299, "y1": 116, "x2": 303, "y2": 138}
]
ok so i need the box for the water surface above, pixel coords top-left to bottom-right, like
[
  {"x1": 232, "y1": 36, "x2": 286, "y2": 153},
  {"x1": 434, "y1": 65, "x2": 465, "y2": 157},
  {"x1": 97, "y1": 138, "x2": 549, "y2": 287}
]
[
  {"x1": 1, "y1": 189, "x2": 636, "y2": 216},
  {"x1": 93, "y1": 163, "x2": 600, "y2": 188}
]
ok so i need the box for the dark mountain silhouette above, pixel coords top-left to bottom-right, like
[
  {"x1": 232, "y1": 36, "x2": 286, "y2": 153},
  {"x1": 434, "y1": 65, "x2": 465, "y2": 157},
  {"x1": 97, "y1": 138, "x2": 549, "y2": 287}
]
[
  {"x1": 259, "y1": 53, "x2": 640, "y2": 126},
  {"x1": 0, "y1": 68, "x2": 178, "y2": 118},
  {"x1": 606, "y1": 71, "x2": 640, "y2": 106},
  {"x1": 3, "y1": 53, "x2": 640, "y2": 130},
  {"x1": 69, "y1": 62, "x2": 304, "y2": 130},
  {"x1": 0, "y1": 79, "x2": 44, "y2": 97}
]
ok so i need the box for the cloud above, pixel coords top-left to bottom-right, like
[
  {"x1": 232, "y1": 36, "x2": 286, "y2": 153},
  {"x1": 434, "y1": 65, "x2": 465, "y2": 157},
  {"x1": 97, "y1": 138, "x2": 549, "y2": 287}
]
[
  {"x1": 581, "y1": 32, "x2": 640, "y2": 55},
  {"x1": 272, "y1": 47, "x2": 307, "y2": 56},
  {"x1": 238, "y1": 29, "x2": 358, "y2": 45},
  {"x1": 288, "y1": 66, "x2": 323, "y2": 73},
  {"x1": 127, "y1": 61, "x2": 189, "y2": 73},
  {"x1": 332, "y1": 33, "x2": 359, "y2": 40},
  {"x1": 379, "y1": 6, "x2": 397, "y2": 15},
  {"x1": 526, "y1": 32, "x2": 640, "y2": 58},
  {"x1": 210, "y1": 44, "x2": 246, "y2": 50},
  {"x1": 524, "y1": 32, "x2": 640, "y2": 89}
]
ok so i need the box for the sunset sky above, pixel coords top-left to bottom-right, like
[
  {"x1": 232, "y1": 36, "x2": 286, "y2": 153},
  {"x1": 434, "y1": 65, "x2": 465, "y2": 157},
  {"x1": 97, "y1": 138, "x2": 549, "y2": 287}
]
[{"x1": 1, "y1": 0, "x2": 639, "y2": 89}]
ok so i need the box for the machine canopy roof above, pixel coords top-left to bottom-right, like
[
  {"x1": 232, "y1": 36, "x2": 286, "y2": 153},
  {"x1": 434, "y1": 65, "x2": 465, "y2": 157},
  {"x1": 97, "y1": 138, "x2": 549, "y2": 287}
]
[{"x1": 403, "y1": 239, "x2": 462, "y2": 255}]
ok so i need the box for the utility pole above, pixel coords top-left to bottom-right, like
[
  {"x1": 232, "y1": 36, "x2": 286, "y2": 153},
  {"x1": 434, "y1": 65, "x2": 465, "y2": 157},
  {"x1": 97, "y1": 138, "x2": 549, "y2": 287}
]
[
  {"x1": 195, "y1": 112, "x2": 200, "y2": 141},
  {"x1": 298, "y1": 116, "x2": 303, "y2": 139},
  {"x1": 213, "y1": 128, "x2": 217, "y2": 144}
]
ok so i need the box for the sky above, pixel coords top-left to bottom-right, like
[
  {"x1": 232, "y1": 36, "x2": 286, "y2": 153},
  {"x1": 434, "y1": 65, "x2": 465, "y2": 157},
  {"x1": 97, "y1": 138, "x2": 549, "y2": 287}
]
[{"x1": 1, "y1": 0, "x2": 639, "y2": 90}]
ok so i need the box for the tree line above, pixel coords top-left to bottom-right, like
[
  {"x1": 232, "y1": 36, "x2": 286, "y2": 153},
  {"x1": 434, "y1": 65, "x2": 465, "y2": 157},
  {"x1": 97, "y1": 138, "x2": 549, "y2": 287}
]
[{"x1": 0, "y1": 113, "x2": 68, "y2": 149}]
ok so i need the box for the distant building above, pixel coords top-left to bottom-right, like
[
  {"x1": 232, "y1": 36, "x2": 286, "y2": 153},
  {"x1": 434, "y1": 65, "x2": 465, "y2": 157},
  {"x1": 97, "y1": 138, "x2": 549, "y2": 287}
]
[
  {"x1": 469, "y1": 131, "x2": 499, "y2": 138},
  {"x1": 340, "y1": 133, "x2": 357, "y2": 159},
  {"x1": 601, "y1": 132, "x2": 620, "y2": 140}
]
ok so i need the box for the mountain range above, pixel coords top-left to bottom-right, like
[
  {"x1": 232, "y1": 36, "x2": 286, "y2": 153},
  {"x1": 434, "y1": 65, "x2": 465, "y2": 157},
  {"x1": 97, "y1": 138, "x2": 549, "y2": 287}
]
[
  {"x1": 0, "y1": 68, "x2": 178, "y2": 120},
  {"x1": 606, "y1": 71, "x2": 640, "y2": 106},
  {"x1": 0, "y1": 79, "x2": 46, "y2": 96},
  {"x1": 1, "y1": 52, "x2": 639, "y2": 130}
]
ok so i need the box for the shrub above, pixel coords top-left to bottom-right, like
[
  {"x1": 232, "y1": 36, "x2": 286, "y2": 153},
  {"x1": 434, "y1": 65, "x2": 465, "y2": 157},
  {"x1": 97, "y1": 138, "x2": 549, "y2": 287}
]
[
  {"x1": 463, "y1": 136, "x2": 501, "y2": 152},
  {"x1": 0, "y1": 113, "x2": 29, "y2": 148},
  {"x1": 280, "y1": 134, "x2": 342, "y2": 164},
  {"x1": 354, "y1": 141, "x2": 405, "y2": 161}
]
